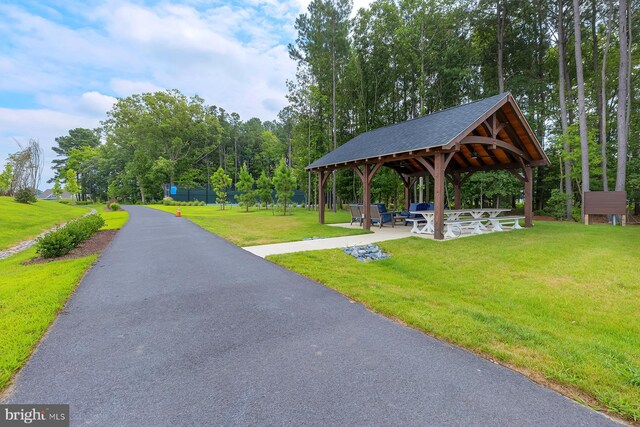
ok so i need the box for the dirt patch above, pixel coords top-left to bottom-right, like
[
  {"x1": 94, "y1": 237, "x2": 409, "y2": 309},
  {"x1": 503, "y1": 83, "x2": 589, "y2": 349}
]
[{"x1": 23, "y1": 229, "x2": 118, "y2": 265}]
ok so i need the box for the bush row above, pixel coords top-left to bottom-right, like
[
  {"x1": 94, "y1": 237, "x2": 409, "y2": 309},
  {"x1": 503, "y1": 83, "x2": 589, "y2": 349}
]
[
  {"x1": 36, "y1": 214, "x2": 106, "y2": 258},
  {"x1": 160, "y1": 198, "x2": 205, "y2": 206},
  {"x1": 58, "y1": 200, "x2": 93, "y2": 205}
]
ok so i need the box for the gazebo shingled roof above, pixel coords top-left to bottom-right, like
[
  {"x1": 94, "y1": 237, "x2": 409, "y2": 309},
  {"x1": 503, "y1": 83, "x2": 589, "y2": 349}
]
[{"x1": 307, "y1": 92, "x2": 549, "y2": 240}]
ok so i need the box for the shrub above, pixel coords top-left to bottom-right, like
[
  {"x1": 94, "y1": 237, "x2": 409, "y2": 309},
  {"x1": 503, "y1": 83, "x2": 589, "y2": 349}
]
[
  {"x1": 198, "y1": 201, "x2": 205, "y2": 206},
  {"x1": 36, "y1": 214, "x2": 105, "y2": 258},
  {"x1": 162, "y1": 197, "x2": 173, "y2": 206},
  {"x1": 110, "y1": 202, "x2": 121, "y2": 211},
  {"x1": 58, "y1": 200, "x2": 70, "y2": 204},
  {"x1": 36, "y1": 229, "x2": 74, "y2": 258},
  {"x1": 14, "y1": 188, "x2": 37, "y2": 204}
]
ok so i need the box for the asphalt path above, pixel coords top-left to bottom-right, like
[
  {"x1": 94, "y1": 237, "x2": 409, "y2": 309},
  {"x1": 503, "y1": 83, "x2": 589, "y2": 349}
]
[{"x1": 3, "y1": 206, "x2": 619, "y2": 426}]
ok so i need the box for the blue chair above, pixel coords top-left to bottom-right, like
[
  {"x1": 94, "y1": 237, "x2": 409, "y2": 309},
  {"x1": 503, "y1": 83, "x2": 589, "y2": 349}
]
[{"x1": 370, "y1": 203, "x2": 394, "y2": 227}]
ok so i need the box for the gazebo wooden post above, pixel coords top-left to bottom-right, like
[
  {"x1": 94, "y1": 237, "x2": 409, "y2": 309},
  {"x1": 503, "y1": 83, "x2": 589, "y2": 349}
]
[
  {"x1": 452, "y1": 172, "x2": 462, "y2": 209},
  {"x1": 523, "y1": 164, "x2": 533, "y2": 227},
  {"x1": 433, "y1": 153, "x2": 445, "y2": 240},
  {"x1": 362, "y1": 165, "x2": 371, "y2": 230},
  {"x1": 318, "y1": 169, "x2": 330, "y2": 224}
]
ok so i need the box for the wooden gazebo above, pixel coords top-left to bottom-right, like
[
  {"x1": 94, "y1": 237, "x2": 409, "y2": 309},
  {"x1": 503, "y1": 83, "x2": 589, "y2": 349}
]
[{"x1": 306, "y1": 92, "x2": 550, "y2": 240}]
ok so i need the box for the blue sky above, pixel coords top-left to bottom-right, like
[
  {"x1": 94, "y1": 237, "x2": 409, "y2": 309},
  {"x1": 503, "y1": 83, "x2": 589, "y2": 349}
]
[{"x1": 0, "y1": 0, "x2": 370, "y2": 186}]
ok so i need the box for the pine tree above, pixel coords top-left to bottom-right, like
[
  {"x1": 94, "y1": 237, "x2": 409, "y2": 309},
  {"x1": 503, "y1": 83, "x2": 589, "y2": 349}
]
[
  {"x1": 256, "y1": 171, "x2": 273, "y2": 209},
  {"x1": 273, "y1": 159, "x2": 296, "y2": 215},
  {"x1": 236, "y1": 163, "x2": 255, "y2": 212},
  {"x1": 210, "y1": 166, "x2": 232, "y2": 210}
]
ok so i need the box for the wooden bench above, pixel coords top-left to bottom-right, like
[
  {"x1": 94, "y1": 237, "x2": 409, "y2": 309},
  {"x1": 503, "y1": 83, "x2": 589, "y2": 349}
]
[
  {"x1": 487, "y1": 216, "x2": 525, "y2": 231},
  {"x1": 444, "y1": 219, "x2": 483, "y2": 238}
]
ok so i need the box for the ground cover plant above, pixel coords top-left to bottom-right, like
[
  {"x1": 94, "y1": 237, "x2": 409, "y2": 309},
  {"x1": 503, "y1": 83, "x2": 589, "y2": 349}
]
[
  {"x1": 270, "y1": 222, "x2": 640, "y2": 422},
  {"x1": 0, "y1": 207, "x2": 128, "y2": 392},
  {"x1": 149, "y1": 205, "x2": 370, "y2": 246},
  {"x1": 0, "y1": 197, "x2": 91, "y2": 250}
]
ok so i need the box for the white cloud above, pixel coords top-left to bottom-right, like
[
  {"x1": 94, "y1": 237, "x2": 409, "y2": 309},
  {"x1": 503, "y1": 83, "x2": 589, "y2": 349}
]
[
  {"x1": 0, "y1": 107, "x2": 103, "y2": 185},
  {"x1": 0, "y1": 0, "x2": 376, "y2": 187}
]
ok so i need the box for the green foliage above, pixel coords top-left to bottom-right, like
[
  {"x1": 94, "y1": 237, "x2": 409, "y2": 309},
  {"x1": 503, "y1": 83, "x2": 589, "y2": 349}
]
[
  {"x1": 0, "y1": 163, "x2": 12, "y2": 196},
  {"x1": 256, "y1": 171, "x2": 273, "y2": 208},
  {"x1": 64, "y1": 169, "x2": 80, "y2": 201},
  {"x1": 236, "y1": 163, "x2": 255, "y2": 211},
  {"x1": 36, "y1": 214, "x2": 105, "y2": 258},
  {"x1": 210, "y1": 167, "x2": 232, "y2": 209},
  {"x1": 272, "y1": 159, "x2": 296, "y2": 215},
  {"x1": 14, "y1": 188, "x2": 36, "y2": 204},
  {"x1": 109, "y1": 202, "x2": 121, "y2": 211},
  {"x1": 52, "y1": 178, "x2": 63, "y2": 199},
  {"x1": 545, "y1": 189, "x2": 571, "y2": 220}
]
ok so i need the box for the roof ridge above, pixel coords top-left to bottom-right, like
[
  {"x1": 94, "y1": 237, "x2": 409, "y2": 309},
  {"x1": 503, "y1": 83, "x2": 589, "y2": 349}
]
[{"x1": 363, "y1": 92, "x2": 509, "y2": 135}]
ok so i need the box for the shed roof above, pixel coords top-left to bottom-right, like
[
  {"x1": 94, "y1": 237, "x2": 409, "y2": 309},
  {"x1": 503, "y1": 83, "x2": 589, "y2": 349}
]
[{"x1": 306, "y1": 92, "x2": 549, "y2": 173}]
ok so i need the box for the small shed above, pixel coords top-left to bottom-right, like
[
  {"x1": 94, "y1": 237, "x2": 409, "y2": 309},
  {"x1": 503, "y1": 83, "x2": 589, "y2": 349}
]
[{"x1": 306, "y1": 92, "x2": 550, "y2": 240}]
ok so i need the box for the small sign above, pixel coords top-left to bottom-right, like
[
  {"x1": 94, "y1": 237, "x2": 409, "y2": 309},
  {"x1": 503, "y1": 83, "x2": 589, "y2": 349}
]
[
  {"x1": 170, "y1": 185, "x2": 177, "y2": 195},
  {"x1": 1, "y1": 404, "x2": 69, "y2": 426}
]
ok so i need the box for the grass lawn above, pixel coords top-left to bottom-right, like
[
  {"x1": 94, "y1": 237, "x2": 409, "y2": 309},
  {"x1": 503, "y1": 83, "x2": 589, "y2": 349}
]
[
  {"x1": 0, "y1": 208, "x2": 128, "y2": 393},
  {"x1": 0, "y1": 197, "x2": 91, "y2": 250},
  {"x1": 149, "y1": 205, "x2": 370, "y2": 246},
  {"x1": 270, "y1": 222, "x2": 640, "y2": 422}
]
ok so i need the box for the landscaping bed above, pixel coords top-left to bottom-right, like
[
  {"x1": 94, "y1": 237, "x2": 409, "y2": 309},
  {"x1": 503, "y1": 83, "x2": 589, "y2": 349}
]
[{"x1": 23, "y1": 229, "x2": 118, "y2": 265}]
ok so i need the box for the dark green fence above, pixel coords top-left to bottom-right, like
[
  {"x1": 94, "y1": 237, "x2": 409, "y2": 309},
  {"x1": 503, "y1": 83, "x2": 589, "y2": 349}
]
[{"x1": 168, "y1": 186, "x2": 306, "y2": 205}]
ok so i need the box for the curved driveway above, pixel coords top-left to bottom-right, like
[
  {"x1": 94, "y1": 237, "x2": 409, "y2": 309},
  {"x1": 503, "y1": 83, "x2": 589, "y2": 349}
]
[{"x1": 4, "y1": 206, "x2": 618, "y2": 426}]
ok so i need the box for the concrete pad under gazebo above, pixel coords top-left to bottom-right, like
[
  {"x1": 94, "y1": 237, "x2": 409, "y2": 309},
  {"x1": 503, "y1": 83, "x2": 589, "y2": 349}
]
[{"x1": 306, "y1": 92, "x2": 550, "y2": 240}]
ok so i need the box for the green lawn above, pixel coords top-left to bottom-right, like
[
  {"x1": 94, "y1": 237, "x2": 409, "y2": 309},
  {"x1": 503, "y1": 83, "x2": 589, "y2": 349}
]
[
  {"x1": 0, "y1": 206, "x2": 128, "y2": 392},
  {"x1": 270, "y1": 222, "x2": 640, "y2": 422},
  {"x1": 0, "y1": 197, "x2": 91, "y2": 250},
  {"x1": 149, "y1": 205, "x2": 370, "y2": 246}
]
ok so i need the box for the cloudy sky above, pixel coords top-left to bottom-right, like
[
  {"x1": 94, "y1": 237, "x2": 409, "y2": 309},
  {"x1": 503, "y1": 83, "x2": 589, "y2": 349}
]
[{"x1": 0, "y1": 0, "x2": 371, "y2": 186}]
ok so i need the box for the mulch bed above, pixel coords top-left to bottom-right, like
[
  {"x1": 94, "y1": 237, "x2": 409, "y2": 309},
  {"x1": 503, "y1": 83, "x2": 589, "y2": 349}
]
[{"x1": 23, "y1": 229, "x2": 118, "y2": 265}]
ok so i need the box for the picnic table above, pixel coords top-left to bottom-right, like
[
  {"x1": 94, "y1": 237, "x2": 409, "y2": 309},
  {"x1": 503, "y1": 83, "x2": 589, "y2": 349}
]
[{"x1": 408, "y1": 208, "x2": 520, "y2": 238}]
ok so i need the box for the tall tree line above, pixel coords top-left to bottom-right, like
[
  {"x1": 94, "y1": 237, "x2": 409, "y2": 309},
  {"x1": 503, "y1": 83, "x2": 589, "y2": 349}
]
[{"x1": 287, "y1": 0, "x2": 639, "y2": 218}]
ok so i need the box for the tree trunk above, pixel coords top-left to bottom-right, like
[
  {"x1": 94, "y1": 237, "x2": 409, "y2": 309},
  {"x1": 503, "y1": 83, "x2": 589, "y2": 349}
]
[
  {"x1": 307, "y1": 110, "x2": 311, "y2": 210},
  {"x1": 558, "y1": 0, "x2": 573, "y2": 217},
  {"x1": 331, "y1": 48, "x2": 337, "y2": 212},
  {"x1": 572, "y1": 0, "x2": 590, "y2": 221},
  {"x1": 601, "y1": 1, "x2": 614, "y2": 191},
  {"x1": 616, "y1": 0, "x2": 630, "y2": 191},
  {"x1": 497, "y1": 0, "x2": 506, "y2": 92}
]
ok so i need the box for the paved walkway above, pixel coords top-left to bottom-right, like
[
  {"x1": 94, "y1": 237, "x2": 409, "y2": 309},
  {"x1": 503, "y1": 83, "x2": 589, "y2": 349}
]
[
  {"x1": 4, "y1": 206, "x2": 619, "y2": 426},
  {"x1": 243, "y1": 223, "x2": 431, "y2": 257}
]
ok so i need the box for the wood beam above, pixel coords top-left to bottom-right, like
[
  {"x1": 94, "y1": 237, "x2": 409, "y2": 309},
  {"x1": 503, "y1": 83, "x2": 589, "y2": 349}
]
[
  {"x1": 461, "y1": 136, "x2": 531, "y2": 161},
  {"x1": 363, "y1": 165, "x2": 371, "y2": 229},
  {"x1": 523, "y1": 164, "x2": 533, "y2": 227},
  {"x1": 433, "y1": 152, "x2": 445, "y2": 240},
  {"x1": 318, "y1": 170, "x2": 329, "y2": 224},
  {"x1": 415, "y1": 156, "x2": 435, "y2": 176},
  {"x1": 351, "y1": 165, "x2": 364, "y2": 182},
  {"x1": 368, "y1": 161, "x2": 384, "y2": 184}
]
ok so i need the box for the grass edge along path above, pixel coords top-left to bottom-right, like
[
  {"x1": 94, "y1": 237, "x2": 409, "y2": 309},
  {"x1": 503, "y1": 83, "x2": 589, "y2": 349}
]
[
  {"x1": 0, "y1": 197, "x2": 92, "y2": 250},
  {"x1": 148, "y1": 204, "x2": 370, "y2": 246},
  {"x1": 269, "y1": 222, "x2": 640, "y2": 423},
  {"x1": 0, "y1": 208, "x2": 128, "y2": 394}
]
